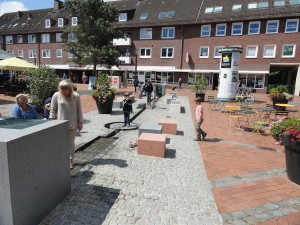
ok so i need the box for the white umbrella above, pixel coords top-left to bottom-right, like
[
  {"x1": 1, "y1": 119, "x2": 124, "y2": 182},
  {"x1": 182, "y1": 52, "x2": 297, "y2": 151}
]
[{"x1": 0, "y1": 57, "x2": 38, "y2": 71}]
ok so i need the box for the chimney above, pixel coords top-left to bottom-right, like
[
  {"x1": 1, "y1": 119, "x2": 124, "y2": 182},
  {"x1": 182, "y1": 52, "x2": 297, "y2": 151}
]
[
  {"x1": 17, "y1": 11, "x2": 23, "y2": 18},
  {"x1": 54, "y1": 0, "x2": 63, "y2": 11}
]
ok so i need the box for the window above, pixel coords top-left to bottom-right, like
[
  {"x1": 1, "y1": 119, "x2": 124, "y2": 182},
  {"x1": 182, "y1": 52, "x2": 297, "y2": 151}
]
[
  {"x1": 246, "y1": 45, "x2": 258, "y2": 58},
  {"x1": 119, "y1": 13, "x2": 127, "y2": 21},
  {"x1": 28, "y1": 34, "x2": 36, "y2": 43},
  {"x1": 42, "y1": 49, "x2": 51, "y2": 58},
  {"x1": 162, "y1": 27, "x2": 175, "y2": 39},
  {"x1": 232, "y1": 4, "x2": 242, "y2": 11},
  {"x1": 5, "y1": 35, "x2": 13, "y2": 44},
  {"x1": 140, "y1": 48, "x2": 151, "y2": 58},
  {"x1": 17, "y1": 35, "x2": 23, "y2": 43},
  {"x1": 56, "y1": 33, "x2": 62, "y2": 42},
  {"x1": 6, "y1": 50, "x2": 13, "y2": 55},
  {"x1": 248, "y1": 2, "x2": 257, "y2": 9},
  {"x1": 18, "y1": 50, "x2": 24, "y2": 58},
  {"x1": 274, "y1": 0, "x2": 285, "y2": 7},
  {"x1": 214, "y1": 46, "x2": 224, "y2": 58},
  {"x1": 201, "y1": 25, "x2": 211, "y2": 37},
  {"x1": 156, "y1": 72, "x2": 174, "y2": 83},
  {"x1": 204, "y1": 7, "x2": 213, "y2": 13},
  {"x1": 240, "y1": 74, "x2": 265, "y2": 89},
  {"x1": 199, "y1": 47, "x2": 209, "y2": 58},
  {"x1": 266, "y1": 20, "x2": 279, "y2": 34},
  {"x1": 231, "y1": 23, "x2": 243, "y2": 35},
  {"x1": 68, "y1": 33, "x2": 77, "y2": 42},
  {"x1": 213, "y1": 6, "x2": 223, "y2": 13},
  {"x1": 140, "y1": 28, "x2": 152, "y2": 39},
  {"x1": 68, "y1": 53, "x2": 74, "y2": 58},
  {"x1": 41, "y1": 34, "x2": 50, "y2": 43},
  {"x1": 158, "y1": 12, "x2": 167, "y2": 18},
  {"x1": 28, "y1": 50, "x2": 36, "y2": 58},
  {"x1": 58, "y1": 18, "x2": 64, "y2": 27},
  {"x1": 71, "y1": 17, "x2": 77, "y2": 26},
  {"x1": 248, "y1": 21, "x2": 260, "y2": 34},
  {"x1": 216, "y1": 24, "x2": 226, "y2": 36},
  {"x1": 282, "y1": 44, "x2": 296, "y2": 57},
  {"x1": 285, "y1": 19, "x2": 299, "y2": 33},
  {"x1": 166, "y1": 11, "x2": 175, "y2": 18},
  {"x1": 289, "y1": 0, "x2": 300, "y2": 5},
  {"x1": 258, "y1": 1, "x2": 268, "y2": 8},
  {"x1": 140, "y1": 13, "x2": 148, "y2": 20},
  {"x1": 161, "y1": 47, "x2": 174, "y2": 58},
  {"x1": 56, "y1": 49, "x2": 62, "y2": 58},
  {"x1": 45, "y1": 19, "x2": 50, "y2": 28},
  {"x1": 263, "y1": 45, "x2": 276, "y2": 58}
]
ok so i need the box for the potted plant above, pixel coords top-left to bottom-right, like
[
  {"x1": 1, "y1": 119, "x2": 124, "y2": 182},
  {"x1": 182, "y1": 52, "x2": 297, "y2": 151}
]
[
  {"x1": 92, "y1": 73, "x2": 117, "y2": 114},
  {"x1": 270, "y1": 117, "x2": 300, "y2": 184},
  {"x1": 269, "y1": 85, "x2": 293, "y2": 110},
  {"x1": 191, "y1": 76, "x2": 208, "y2": 102}
]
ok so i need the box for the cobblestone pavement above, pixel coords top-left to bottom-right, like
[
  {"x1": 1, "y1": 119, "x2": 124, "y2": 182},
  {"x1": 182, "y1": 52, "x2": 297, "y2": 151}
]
[{"x1": 39, "y1": 96, "x2": 222, "y2": 225}]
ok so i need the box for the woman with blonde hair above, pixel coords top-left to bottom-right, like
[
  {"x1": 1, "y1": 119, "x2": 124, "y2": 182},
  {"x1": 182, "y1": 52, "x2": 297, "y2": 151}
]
[
  {"x1": 11, "y1": 93, "x2": 39, "y2": 119},
  {"x1": 49, "y1": 80, "x2": 83, "y2": 169}
]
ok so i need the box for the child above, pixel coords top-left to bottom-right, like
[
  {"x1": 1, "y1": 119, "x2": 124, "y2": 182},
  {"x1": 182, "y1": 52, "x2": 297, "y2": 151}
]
[
  {"x1": 123, "y1": 93, "x2": 133, "y2": 127},
  {"x1": 194, "y1": 97, "x2": 207, "y2": 141}
]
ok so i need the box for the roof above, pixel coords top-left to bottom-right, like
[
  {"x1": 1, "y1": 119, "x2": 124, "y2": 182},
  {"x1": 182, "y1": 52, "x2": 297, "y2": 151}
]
[
  {"x1": 0, "y1": 49, "x2": 13, "y2": 60},
  {"x1": 0, "y1": 8, "x2": 70, "y2": 35}
]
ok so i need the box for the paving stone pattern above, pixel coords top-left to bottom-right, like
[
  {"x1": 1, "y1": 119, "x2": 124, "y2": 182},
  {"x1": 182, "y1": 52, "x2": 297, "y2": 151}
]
[{"x1": 39, "y1": 96, "x2": 222, "y2": 225}]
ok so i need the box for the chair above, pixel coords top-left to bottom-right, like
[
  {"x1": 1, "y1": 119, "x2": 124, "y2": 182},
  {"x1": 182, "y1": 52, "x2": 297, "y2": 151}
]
[
  {"x1": 207, "y1": 96, "x2": 217, "y2": 110},
  {"x1": 252, "y1": 121, "x2": 269, "y2": 135},
  {"x1": 270, "y1": 111, "x2": 289, "y2": 122},
  {"x1": 266, "y1": 103, "x2": 273, "y2": 108}
]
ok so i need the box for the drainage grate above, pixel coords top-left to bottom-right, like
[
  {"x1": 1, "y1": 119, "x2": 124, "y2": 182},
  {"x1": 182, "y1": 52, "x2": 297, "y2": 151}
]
[{"x1": 256, "y1": 145, "x2": 284, "y2": 153}]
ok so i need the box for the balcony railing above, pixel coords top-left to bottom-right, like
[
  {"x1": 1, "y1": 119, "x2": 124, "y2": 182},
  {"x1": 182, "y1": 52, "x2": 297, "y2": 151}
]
[
  {"x1": 113, "y1": 37, "x2": 132, "y2": 46},
  {"x1": 118, "y1": 56, "x2": 131, "y2": 64}
]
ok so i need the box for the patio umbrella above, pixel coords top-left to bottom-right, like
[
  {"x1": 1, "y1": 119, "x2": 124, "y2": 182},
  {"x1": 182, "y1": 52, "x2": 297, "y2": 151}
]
[{"x1": 0, "y1": 57, "x2": 38, "y2": 71}]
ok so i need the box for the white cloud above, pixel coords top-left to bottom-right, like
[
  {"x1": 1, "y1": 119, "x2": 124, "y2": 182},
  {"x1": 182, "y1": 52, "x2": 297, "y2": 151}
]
[{"x1": 0, "y1": 1, "x2": 28, "y2": 16}]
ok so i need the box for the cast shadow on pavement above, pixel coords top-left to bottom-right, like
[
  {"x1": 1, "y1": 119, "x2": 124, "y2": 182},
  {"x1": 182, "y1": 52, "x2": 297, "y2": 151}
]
[
  {"x1": 90, "y1": 158, "x2": 128, "y2": 168},
  {"x1": 165, "y1": 149, "x2": 176, "y2": 159},
  {"x1": 204, "y1": 138, "x2": 223, "y2": 142},
  {"x1": 40, "y1": 170, "x2": 120, "y2": 225}
]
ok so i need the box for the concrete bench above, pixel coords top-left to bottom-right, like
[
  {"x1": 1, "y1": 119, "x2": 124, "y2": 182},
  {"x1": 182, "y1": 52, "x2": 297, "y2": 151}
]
[
  {"x1": 158, "y1": 119, "x2": 177, "y2": 135},
  {"x1": 138, "y1": 124, "x2": 162, "y2": 136},
  {"x1": 164, "y1": 94, "x2": 174, "y2": 104},
  {"x1": 138, "y1": 133, "x2": 167, "y2": 158},
  {"x1": 169, "y1": 92, "x2": 177, "y2": 98},
  {"x1": 169, "y1": 100, "x2": 182, "y2": 113},
  {"x1": 113, "y1": 100, "x2": 123, "y2": 108}
]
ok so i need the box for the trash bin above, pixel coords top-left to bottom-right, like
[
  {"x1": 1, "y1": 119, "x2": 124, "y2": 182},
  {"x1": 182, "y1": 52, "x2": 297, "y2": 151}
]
[{"x1": 155, "y1": 83, "x2": 166, "y2": 97}]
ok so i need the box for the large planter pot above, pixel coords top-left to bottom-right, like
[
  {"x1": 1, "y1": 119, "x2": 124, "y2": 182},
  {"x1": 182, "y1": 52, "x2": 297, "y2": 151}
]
[
  {"x1": 272, "y1": 97, "x2": 288, "y2": 111},
  {"x1": 196, "y1": 93, "x2": 205, "y2": 102},
  {"x1": 96, "y1": 94, "x2": 115, "y2": 114},
  {"x1": 282, "y1": 137, "x2": 300, "y2": 185}
]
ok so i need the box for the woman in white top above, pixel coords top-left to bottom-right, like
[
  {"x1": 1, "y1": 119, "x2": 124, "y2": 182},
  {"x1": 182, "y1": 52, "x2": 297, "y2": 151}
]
[{"x1": 49, "y1": 80, "x2": 83, "y2": 169}]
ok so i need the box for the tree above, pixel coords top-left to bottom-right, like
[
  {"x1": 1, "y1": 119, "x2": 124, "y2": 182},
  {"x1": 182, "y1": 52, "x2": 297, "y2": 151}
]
[
  {"x1": 63, "y1": 0, "x2": 124, "y2": 76},
  {"x1": 26, "y1": 65, "x2": 60, "y2": 107}
]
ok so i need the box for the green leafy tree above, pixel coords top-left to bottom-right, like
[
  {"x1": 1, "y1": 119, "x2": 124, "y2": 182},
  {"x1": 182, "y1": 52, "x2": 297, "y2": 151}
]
[
  {"x1": 26, "y1": 65, "x2": 60, "y2": 107},
  {"x1": 63, "y1": 0, "x2": 124, "y2": 77}
]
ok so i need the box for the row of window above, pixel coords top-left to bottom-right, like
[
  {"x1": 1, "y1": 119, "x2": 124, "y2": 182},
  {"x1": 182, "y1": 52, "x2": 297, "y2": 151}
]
[
  {"x1": 6, "y1": 49, "x2": 74, "y2": 59},
  {"x1": 205, "y1": 0, "x2": 300, "y2": 14},
  {"x1": 138, "y1": 44, "x2": 296, "y2": 59},
  {"x1": 5, "y1": 33, "x2": 77, "y2": 44},
  {"x1": 45, "y1": 17, "x2": 77, "y2": 28},
  {"x1": 139, "y1": 19, "x2": 299, "y2": 40}
]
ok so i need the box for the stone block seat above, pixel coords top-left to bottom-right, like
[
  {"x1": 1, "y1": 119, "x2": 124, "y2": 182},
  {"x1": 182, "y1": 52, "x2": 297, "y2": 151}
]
[
  {"x1": 113, "y1": 99, "x2": 123, "y2": 108},
  {"x1": 138, "y1": 124, "x2": 162, "y2": 136},
  {"x1": 129, "y1": 95, "x2": 135, "y2": 102},
  {"x1": 138, "y1": 133, "x2": 167, "y2": 158},
  {"x1": 168, "y1": 92, "x2": 177, "y2": 98},
  {"x1": 158, "y1": 119, "x2": 177, "y2": 135},
  {"x1": 164, "y1": 94, "x2": 174, "y2": 104},
  {"x1": 169, "y1": 100, "x2": 182, "y2": 113}
]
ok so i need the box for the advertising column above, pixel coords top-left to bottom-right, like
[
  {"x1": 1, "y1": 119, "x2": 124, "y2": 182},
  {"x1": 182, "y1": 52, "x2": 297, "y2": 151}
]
[{"x1": 217, "y1": 47, "x2": 243, "y2": 99}]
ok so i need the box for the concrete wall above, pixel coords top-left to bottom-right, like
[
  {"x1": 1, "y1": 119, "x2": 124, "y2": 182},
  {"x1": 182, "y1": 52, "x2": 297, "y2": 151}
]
[{"x1": 0, "y1": 120, "x2": 71, "y2": 225}]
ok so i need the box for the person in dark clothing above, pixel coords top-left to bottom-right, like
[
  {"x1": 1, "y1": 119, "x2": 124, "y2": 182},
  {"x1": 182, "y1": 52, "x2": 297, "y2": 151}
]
[
  {"x1": 123, "y1": 92, "x2": 133, "y2": 127},
  {"x1": 43, "y1": 90, "x2": 56, "y2": 119},
  {"x1": 133, "y1": 77, "x2": 139, "y2": 92},
  {"x1": 145, "y1": 80, "x2": 153, "y2": 104}
]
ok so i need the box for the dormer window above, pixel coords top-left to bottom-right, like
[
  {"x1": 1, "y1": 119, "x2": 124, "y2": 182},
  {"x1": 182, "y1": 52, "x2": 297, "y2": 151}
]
[
  {"x1": 119, "y1": 13, "x2": 127, "y2": 22},
  {"x1": 45, "y1": 19, "x2": 51, "y2": 28},
  {"x1": 58, "y1": 18, "x2": 64, "y2": 27},
  {"x1": 71, "y1": 17, "x2": 77, "y2": 26}
]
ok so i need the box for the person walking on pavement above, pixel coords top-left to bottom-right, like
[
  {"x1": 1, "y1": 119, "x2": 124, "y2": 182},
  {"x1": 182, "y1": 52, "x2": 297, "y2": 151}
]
[
  {"x1": 178, "y1": 78, "x2": 182, "y2": 90},
  {"x1": 122, "y1": 92, "x2": 133, "y2": 127},
  {"x1": 194, "y1": 97, "x2": 207, "y2": 141},
  {"x1": 145, "y1": 80, "x2": 153, "y2": 104},
  {"x1": 133, "y1": 77, "x2": 139, "y2": 92},
  {"x1": 49, "y1": 80, "x2": 84, "y2": 170}
]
